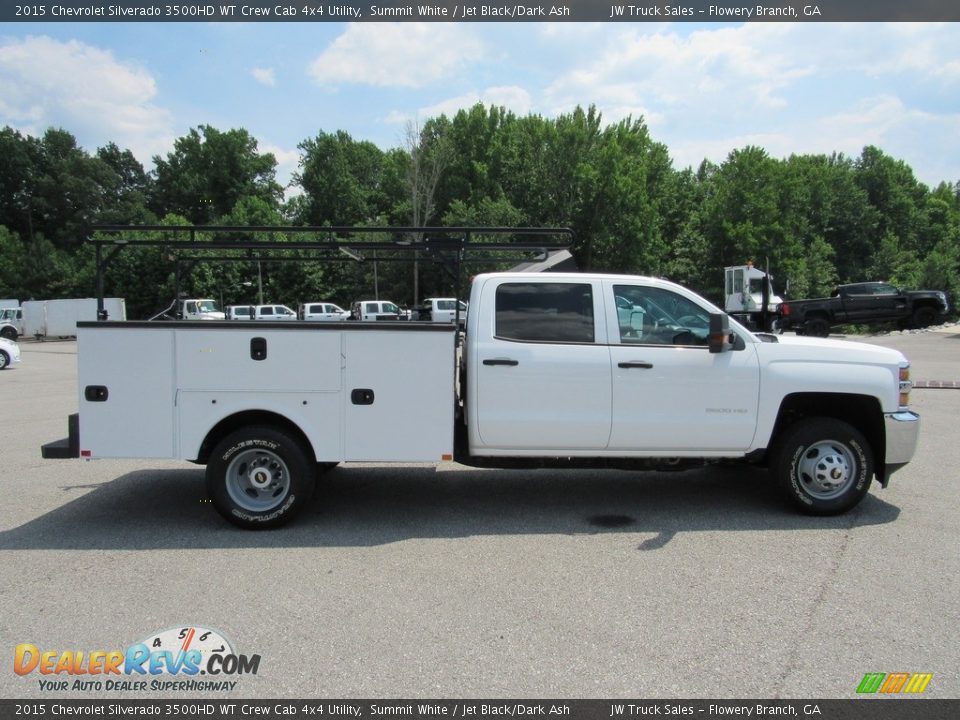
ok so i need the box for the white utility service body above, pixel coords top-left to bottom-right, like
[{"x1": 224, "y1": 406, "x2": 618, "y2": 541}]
[
  {"x1": 45, "y1": 271, "x2": 919, "y2": 528},
  {"x1": 76, "y1": 322, "x2": 454, "y2": 463}
]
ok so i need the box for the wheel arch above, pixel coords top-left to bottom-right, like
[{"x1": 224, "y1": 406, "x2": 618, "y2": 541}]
[
  {"x1": 196, "y1": 410, "x2": 315, "y2": 465},
  {"x1": 769, "y1": 392, "x2": 885, "y2": 477}
]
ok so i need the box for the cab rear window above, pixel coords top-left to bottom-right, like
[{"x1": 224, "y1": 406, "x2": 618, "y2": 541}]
[{"x1": 495, "y1": 283, "x2": 594, "y2": 343}]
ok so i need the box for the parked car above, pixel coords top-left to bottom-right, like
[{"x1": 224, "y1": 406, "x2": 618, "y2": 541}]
[
  {"x1": 226, "y1": 305, "x2": 254, "y2": 321},
  {"x1": 300, "y1": 302, "x2": 350, "y2": 321},
  {"x1": 0, "y1": 336, "x2": 21, "y2": 370},
  {"x1": 350, "y1": 300, "x2": 408, "y2": 321},
  {"x1": 254, "y1": 304, "x2": 297, "y2": 321},
  {"x1": 779, "y1": 282, "x2": 949, "y2": 336}
]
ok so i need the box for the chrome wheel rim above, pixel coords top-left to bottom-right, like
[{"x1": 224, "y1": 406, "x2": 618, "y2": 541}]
[
  {"x1": 798, "y1": 440, "x2": 856, "y2": 499},
  {"x1": 225, "y1": 448, "x2": 291, "y2": 512}
]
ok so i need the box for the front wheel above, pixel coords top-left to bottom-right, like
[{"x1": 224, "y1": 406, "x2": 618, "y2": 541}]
[
  {"x1": 206, "y1": 426, "x2": 315, "y2": 529},
  {"x1": 911, "y1": 306, "x2": 937, "y2": 329},
  {"x1": 0, "y1": 326, "x2": 16, "y2": 340},
  {"x1": 0, "y1": 350, "x2": 8, "y2": 370},
  {"x1": 774, "y1": 418, "x2": 873, "y2": 515}
]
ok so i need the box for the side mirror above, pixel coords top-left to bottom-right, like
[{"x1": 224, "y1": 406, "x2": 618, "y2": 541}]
[{"x1": 708, "y1": 313, "x2": 734, "y2": 354}]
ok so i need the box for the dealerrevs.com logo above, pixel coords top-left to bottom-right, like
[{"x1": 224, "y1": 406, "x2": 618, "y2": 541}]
[{"x1": 14, "y1": 625, "x2": 260, "y2": 692}]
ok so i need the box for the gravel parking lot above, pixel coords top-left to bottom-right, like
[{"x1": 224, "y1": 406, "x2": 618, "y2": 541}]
[{"x1": 1, "y1": 330, "x2": 958, "y2": 699}]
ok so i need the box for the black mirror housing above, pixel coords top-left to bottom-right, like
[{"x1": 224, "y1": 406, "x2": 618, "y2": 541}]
[{"x1": 709, "y1": 313, "x2": 733, "y2": 354}]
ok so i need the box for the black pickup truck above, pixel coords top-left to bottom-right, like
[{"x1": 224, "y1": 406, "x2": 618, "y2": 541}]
[{"x1": 778, "y1": 282, "x2": 949, "y2": 336}]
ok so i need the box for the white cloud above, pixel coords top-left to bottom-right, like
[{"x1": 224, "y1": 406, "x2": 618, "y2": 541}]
[
  {"x1": 537, "y1": 23, "x2": 960, "y2": 186},
  {"x1": 398, "y1": 86, "x2": 533, "y2": 122},
  {"x1": 251, "y1": 67, "x2": 276, "y2": 87},
  {"x1": 308, "y1": 23, "x2": 484, "y2": 88},
  {"x1": 0, "y1": 35, "x2": 174, "y2": 160},
  {"x1": 260, "y1": 142, "x2": 302, "y2": 195},
  {"x1": 544, "y1": 24, "x2": 812, "y2": 120}
]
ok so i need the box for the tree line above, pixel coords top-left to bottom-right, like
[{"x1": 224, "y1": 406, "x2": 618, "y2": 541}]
[{"x1": 1, "y1": 104, "x2": 958, "y2": 319}]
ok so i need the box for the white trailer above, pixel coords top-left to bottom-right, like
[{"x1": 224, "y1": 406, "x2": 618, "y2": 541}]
[{"x1": 23, "y1": 298, "x2": 126, "y2": 338}]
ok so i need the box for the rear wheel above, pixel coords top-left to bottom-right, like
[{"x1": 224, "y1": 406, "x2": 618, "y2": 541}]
[
  {"x1": 805, "y1": 317, "x2": 830, "y2": 337},
  {"x1": 0, "y1": 350, "x2": 8, "y2": 370},
  {"x1": 774, "y1": 417, "x2": 873, "y2": 515},
  {"x1": 205, "y1": 426, "x2": 315, "y2": 529}
]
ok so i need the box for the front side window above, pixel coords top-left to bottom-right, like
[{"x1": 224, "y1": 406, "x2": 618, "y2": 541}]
[
  {"x1": 495, "y1": 282, "x2": 594, "y2": 343},
  {"x1": 197, "y1": 300, "x2": 217, "y2": 312},
  {"x1": 613, "y1": 285, "x2": 710, "y2": 346},
  {"x1": 383, "y1": 302, "x2": 400, "y2": 314}
]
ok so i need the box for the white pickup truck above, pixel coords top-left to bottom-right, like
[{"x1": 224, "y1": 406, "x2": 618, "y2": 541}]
[{"x1": 42, "y1": 271, "x2": 919, "y2": 528}]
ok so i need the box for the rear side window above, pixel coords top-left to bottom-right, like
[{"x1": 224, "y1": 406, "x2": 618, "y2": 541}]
[
  {"x1": 495, "y1": 283, "x2": 594, "y2": 343},
  {"x1": 261, "y1": 307, "x2": 274, "y2": 316}
]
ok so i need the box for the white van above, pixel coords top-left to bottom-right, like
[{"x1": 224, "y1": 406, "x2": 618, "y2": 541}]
[
  {"x1": 254, "y1": 304, "x2": 297, "y2": 321},
  {"x1": 350, "y1": 300, "x2": 408, "y2": 321},
  {"x1": 300, "y1": 302, "x2": 349, "y2": 321}
]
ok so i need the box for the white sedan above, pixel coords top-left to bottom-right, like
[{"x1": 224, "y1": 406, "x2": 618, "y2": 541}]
[{"x1": 0, "y1": 336, "x2": 21, "y2": 370}]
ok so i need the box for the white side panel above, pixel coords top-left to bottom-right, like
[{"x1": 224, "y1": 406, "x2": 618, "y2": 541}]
[
  {"x1": 176, "y1": 329, "x2": 341, "y2": 392},
  {"x1": 78, "y1": 327, "x2": 176, "y2": 458},
  {"x1": 177, "y1": 391, "x2": 342, "y2": 462},
  {"x1": 23, "y1": 298, "x2": 125, "y2": 336},
  {"x1": 343, "y1": 330, "x2": 455, "y2": 461}
]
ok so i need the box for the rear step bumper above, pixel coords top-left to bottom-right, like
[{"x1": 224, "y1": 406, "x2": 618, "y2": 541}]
[{"x1": 41, "y1": 413, "x2": 79, "y2": 459}]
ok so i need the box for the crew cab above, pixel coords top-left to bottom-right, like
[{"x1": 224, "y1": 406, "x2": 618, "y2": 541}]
[
  {"x1": 225, "y1": 305, "x2": 253, "y2": 321},
  {"x1": 253, "y1": 304, "x2": 297, "y2": 321},
  {"x1": 413, "y1": 297, "x2": 468, "y2": 323},
  {"x1": 42, "y1": 272, "x2": 920, "y2": 529},
  {"x1": 300, "y1": 302, "x2": 350, "y2": 321},
  {"x1": 350, "y1": 300, "x2": 408, "y2": 321},
  {"x1": 779, "y1": 282, "x2": 948, "y2": 336}
]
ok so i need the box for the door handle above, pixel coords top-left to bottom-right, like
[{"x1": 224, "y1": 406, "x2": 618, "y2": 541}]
[
  {"x1": 483, "y1": 358, "x2": 519, "y2": 366},
  {"x1": 618, "y1": 361, "x2": 653, "y2": 369}
]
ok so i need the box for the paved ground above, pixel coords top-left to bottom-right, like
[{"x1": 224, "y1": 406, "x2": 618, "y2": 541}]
[{"x1": 1, "y1": 333, "x2": 958, "y2": 700}]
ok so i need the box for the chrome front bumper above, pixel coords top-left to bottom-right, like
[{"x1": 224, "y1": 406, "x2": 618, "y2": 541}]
[{"x1": 885, "y1": 411, "x2": 920, "y2": 465}]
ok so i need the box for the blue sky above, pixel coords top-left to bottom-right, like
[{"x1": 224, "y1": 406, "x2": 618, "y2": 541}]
[{"x1": 2, "y1": 21, "x2": 959, "y2": 193}]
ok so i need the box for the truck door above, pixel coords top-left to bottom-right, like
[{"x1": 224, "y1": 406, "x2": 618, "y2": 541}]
[
  {"x1": 604, "y1": 281, "x2": 760, "y2": 452},
  {"x1": 473, "y1": 279, "x2": 612, "y2": 450},
  {"x1": 842, "y1": 283, "x2": 906, "y2": 322}
]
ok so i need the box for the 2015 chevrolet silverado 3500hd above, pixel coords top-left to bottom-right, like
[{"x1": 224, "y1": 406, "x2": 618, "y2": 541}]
[{"x1": 42, "y1": 270, "x2": 920, "y2": 529}]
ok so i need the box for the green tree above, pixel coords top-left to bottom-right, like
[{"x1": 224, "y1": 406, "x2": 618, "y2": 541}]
[
  {"x1": 151, "y1": 126, "x2": 282, "y2": 224},
  {"x1": 294, "y1": 130, "x2": 389, "y2": 225}
]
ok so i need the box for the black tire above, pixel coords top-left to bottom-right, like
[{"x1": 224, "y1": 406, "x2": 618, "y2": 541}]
[
  {"x1": 0, "y1": 350, "x2": 8, "y2": 370},
  {"x1": 911, "y1": 305, "x2": 937, "y2": 329},
  {"x1": 0, "y1": 326, "x2": 16, "y2": 340},
  {"x1": 774, "y1": 417, "x2": 873, "y2": 515},
  {"x1": 805, "y1": 317, "x2": 830, "y2": 337},
  {"x1": 205, "y1": 426, "x2": 315, "y2": 529}
]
